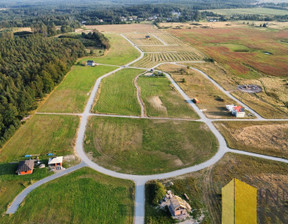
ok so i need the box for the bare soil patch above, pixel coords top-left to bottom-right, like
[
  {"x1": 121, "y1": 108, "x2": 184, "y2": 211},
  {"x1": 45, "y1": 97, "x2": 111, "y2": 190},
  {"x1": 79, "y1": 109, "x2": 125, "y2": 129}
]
[{"x1": 148, "y1": 96, "x2": 168, "y2": 113}]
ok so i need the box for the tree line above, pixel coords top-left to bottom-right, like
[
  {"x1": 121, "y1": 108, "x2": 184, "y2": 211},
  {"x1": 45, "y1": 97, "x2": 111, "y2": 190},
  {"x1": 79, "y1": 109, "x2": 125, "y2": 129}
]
[{"x1": 0, "y1": 35, "x2": 86, "y2": 147}]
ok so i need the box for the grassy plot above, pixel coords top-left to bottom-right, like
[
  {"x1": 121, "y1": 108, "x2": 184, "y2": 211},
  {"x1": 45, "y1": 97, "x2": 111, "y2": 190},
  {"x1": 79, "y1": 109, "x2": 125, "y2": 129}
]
[
  {"x1": 158, "y1": 64, "x2": 241, "y2": 119},
  {"x1": 214, "y1": 121, "x2": 288, "y2": 159},
  {"x1": 149, "y1": 153, "x2": 288, "y2": 223},
  {"x1": 0, "y1": 163, "x2": 50, "y2": 216},
  {"x1": 80, "y1": 33, "x2": 140, "y2": 66},
  {"x1": 0, "y1": 167, "x2": 134, "y2": 224},
  {"x1": 85, "y1": 117, "x2": 218, "y2": 175},
  {"x1": 39, "y1": 65, "x2": 117, "y2": 113},
  {"x1": 0, "y1": 115, "x2": 79, "y2": 163},
  {"x1": 137, "y1": 75, "x2": 198, "y2": 119},
  {"x1": 190, "y1": 63, "x2": 288, "y2": 118},
  {"x1": 93, "y1": 68, "x2": 143, "y2": 116}
]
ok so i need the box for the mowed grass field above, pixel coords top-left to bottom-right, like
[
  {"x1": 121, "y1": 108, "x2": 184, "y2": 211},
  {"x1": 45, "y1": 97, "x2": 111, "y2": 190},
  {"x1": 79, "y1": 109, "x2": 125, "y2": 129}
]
[
  {"x1": 0, "y1": 163, "x2": 50, "y2": 216},
  {"x1": 204, "y1": 7, "x2": 288, "y2": 16},
  {"x1": 93, "y1": 68, "x2": 144, "y2": 116},
  {"x1": 39, "y1": 65, "x2": 117, "y2": 113},
  {"x1": 137, "y1": 75, "x2": 199, "y2": 119},
  {"x1": 80, "y1": 33, "x2": 140, "y2": 65},
  {"x1": 150, "y1": 153, "x2": 288, "y2": 223},
  {"x1": 84, "y1": 117, "x2": 218, "y2": 174},
  {"x1": 214, "y1": 121, "x2": 288, "y2": 159},
  {"x1": 0, "y1": 115, "x2": 79, "y2": 162},
  {"x1": 1, "y1": 168, "x2": 134, "y2": 224},
  {"x1": 158, "y1": 64, "x2": 241, "y2": 119}
]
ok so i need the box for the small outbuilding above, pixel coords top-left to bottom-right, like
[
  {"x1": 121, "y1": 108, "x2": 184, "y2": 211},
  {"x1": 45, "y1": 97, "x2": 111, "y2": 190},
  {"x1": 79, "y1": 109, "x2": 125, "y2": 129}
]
[
  {"x1": 48, "y1": 156, "x2": 63, "y2": 170},
  {"x1": 145, "y1": 35, "x2": 151, "y2": 39},
  {"x1": 87, "y1": 60, "x2": 96, "y2": 67},
  {"x1": 226, "y1": 104, "x2": 245, "y2": 118},
  {"x1": 17, "y1": 160, "x2": 35, "y2": 175}
]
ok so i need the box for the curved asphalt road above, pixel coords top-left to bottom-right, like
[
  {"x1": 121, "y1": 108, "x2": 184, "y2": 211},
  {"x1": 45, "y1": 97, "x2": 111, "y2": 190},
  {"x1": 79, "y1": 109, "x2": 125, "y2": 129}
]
[{"x1": 7, "y1": 33, "x2": 288, "y2": 224}]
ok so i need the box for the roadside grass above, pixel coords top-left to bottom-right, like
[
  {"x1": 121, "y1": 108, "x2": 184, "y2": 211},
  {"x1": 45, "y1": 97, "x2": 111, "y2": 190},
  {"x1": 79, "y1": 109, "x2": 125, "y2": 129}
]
[
  {"x1": 0, "y1": 115, "x2": 79, "y2": 163},
  {"x1": 39, "y1": 65, "x2": 117, "y2": 113},
  {"x1": 204, "y1": 8, "x2": 288, "y2": 16},
  {"x1": 0, "y1": 167, "x2": 134, "y2": 224},
  {"x1": 157, "y1": 64, "x2": 241, "y2": 119},
  {"x1": 84, "y1": 117, "x2": 218, "y2": 175},
  {"x1": 0, "y1": 163, "x2": 51, "y2": 216},
  {"x1": 137, "y1": 75, "x2": 199, "y2": 119},
  {"x1": 93, "y1": 68, "x2": 144, "y2": 116},
  {"x1": 190, "y1": 62, "x2": 288, "y2": 118},
  {"x1": 80, "y1": 33, "x2": 140, "y2": 66},
  {"x1": 214, "y1": 121, "x2": 288, "y2": 159},
  {"x1": 150, "y1": 153, "x2": 288, "y2": 224}
]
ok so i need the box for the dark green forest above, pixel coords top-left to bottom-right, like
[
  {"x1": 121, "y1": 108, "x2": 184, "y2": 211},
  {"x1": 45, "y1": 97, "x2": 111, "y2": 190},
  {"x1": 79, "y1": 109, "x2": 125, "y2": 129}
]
[{"x1": 0, "y1": 36, "x2": 86, "y2": 147}]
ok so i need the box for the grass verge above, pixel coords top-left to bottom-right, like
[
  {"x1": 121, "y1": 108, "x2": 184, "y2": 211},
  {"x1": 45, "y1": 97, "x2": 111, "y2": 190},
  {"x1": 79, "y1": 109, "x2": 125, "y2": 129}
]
[{"x1": 84, "y1": 117, "x2": 218, "y2": 175}]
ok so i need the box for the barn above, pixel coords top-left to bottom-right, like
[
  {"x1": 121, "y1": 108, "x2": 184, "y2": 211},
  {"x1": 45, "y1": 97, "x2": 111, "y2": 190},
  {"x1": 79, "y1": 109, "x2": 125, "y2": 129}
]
[{"x1": 17, "y1": 160, "x2": 34, "y2": 175}]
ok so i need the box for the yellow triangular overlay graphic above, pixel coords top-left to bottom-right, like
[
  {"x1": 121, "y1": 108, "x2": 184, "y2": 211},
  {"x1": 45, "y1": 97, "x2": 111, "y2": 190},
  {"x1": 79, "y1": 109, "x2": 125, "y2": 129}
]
[{"x1": 222, "y1": 178, "x2": 257, "y2": 224}]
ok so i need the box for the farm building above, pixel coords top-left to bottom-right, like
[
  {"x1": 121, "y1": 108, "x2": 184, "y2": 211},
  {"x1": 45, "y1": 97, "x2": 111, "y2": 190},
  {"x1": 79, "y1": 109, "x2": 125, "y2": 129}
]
[
  {"x1": 48, "y1": 156, "x2": 63, "y2": 170},
  {"x1": 168, "y1": 195, "x2": 191, "y2": 218},
  {"x1": 145, "y1": 35, "x2": 151, "y2": 39},
  {"x1": 87, "y1": 60, "x2": 96, "y2": 66},
  {"x1": 226, "y1": 105, "x2": 245, "y2": 118},
  {"x1": 17, "y1": 160, "x2": 34, "y2": 175}
]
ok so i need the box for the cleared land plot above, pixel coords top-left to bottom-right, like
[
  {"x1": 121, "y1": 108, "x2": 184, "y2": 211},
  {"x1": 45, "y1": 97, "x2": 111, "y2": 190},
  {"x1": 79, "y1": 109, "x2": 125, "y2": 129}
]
[
  {"x1": 204, "y1": 8, "x2": 288, "y2": 16},
  {"x1": 215, "y1": 121, "x2": 288, "y2": 159},
  {"x1": 158, "y1": 64, "x2": 241, "y2": 119},
  {"x1": 137, "y1": 76, "x2": 199, "y2": 119},
  {"x1": 0, "y1": 115, "x2": 79, "y2": 163},
  {"x1": 0, "y1": 163, "x2": 50, "y2": 216},
  {"x1": 85, "y1": 117, "x2": 218, "y2": 174},
  {"x1": 190, "y1": 63, "x2": 288, "y2": 118},
  {"x1": 133, "y1": 52, "x2": 204, "y2": 68},
  {"x1": 93, "y1": 68, "x2": 143, "y2": 116},
  {"x1": 39, "y1": 65, "x2": 117, "y2": 113},
  {"x1": 1, "y1": 167, "x2": 134, "y2": 224},
  {"x1": 84, "y1": 23, "x2": 156, "y2": 33},
  {"x1": 125, "y1": 33, "x2": 163, "y2": 45},
  {"x1": 149, "y1": 153, "x2": 288, "y2": 223},
  {"x1": 80, "y1": 33, "x2": 140, "y2": 65}
]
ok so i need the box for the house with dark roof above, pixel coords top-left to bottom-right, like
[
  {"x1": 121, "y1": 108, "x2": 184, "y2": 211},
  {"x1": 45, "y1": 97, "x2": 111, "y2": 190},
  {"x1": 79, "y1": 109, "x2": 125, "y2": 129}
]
[
  {"x1": 87, "y1": 60, "x2": 96, "y2": 67},
  {"x1": 17, "y1": 160, "x2": 34, "y2": 175}
]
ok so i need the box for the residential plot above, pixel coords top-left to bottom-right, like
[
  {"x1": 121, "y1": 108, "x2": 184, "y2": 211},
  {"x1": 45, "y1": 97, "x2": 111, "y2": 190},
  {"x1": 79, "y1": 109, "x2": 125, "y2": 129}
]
[
  {"x1": 0, "y1": 168, "x2": 134, "y2": 224},
  {"x1": 137, "y1": 75, "x2": 199, "y2": 119},
  {"x1": 0, "y1": 115, "x2": 79, "y2": 163},
  {"x1": 84, "y1": 117, "x2": 218, "y2": 175},
  {"x1": 0, "y1": 163, "x2": 50, "y2": 216},
  {"x1": 157, "y1": 64, "x2": 242, "y2": 119},
  {"x1": 93, "y1": 68, "x2": 144, "y2": 116},
  {"x1": 39, "y1": 65, "x2": 117, "y2": 113},
  {"x1": 190, "y1": 63, "x2": 288, "y2": 118},
  {"x1": 214, "y1": 121, "x2": 288, "y2": 159},
  {"x1": 146, "y1": 153, "x2": 288, "y2": 223},
  {"x1": 80, "y1": 33, "x2": 140, "y2": 65}
]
